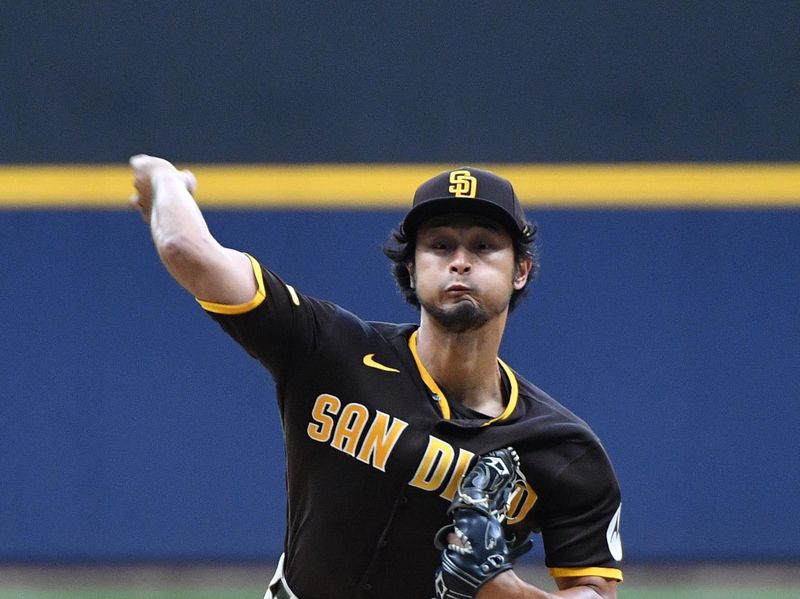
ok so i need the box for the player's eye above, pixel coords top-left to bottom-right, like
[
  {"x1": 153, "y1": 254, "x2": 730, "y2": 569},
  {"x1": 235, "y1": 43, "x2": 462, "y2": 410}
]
[
  {"x1": 473, "y1": 239, "x2": 497, "y2": 252},
  {"x1": 426, "y1": 238, "x2": 453, "y2": 251}
]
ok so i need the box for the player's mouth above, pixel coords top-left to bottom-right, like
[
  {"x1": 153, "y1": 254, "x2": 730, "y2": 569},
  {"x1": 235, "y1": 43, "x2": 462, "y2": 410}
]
[{"x1": 444, "y1": 283, "x2": 473, "y2": 296}]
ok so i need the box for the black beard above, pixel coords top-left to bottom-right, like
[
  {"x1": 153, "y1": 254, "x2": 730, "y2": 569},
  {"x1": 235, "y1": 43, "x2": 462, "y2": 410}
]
[{"x1": 420, "y1": 299, "x2": 492, "y2": 333}]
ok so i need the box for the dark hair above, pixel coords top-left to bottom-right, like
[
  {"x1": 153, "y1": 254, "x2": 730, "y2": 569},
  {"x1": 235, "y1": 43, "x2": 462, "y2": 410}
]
[{"x1": 382, "y1": 221, "x2": 539, "y2": 312}]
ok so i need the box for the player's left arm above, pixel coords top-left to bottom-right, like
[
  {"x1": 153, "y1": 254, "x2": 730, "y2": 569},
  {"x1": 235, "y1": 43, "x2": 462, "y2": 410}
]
[
  {"x1": 477, "y1": 570, "x2": 616, "y2": 598},
  {"x1": 479, "y1": 441, "x2": 622, "y2": 599}
]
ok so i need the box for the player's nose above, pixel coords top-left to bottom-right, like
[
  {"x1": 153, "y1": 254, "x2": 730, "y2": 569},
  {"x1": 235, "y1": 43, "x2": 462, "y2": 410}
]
[{"x1": 448, "y1": 246, "x2": 472, "y2": 274}]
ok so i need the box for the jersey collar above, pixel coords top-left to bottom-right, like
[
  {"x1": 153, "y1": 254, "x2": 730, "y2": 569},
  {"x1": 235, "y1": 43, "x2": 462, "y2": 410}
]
[{"x1": 407, "y1": 330, "x2": 519, "y2": 426}]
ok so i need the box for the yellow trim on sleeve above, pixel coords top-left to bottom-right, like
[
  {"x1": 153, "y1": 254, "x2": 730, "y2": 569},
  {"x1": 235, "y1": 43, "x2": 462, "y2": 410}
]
[
  {"x1": 195, "y1": 254, "x2": 267, "y2": 314},
  {"x1": 549, "y1": 567, "x2": 623, "y2": 582},
  {"x1": 482, "y1": 358, "x2": 519, "y2": 426},
  {"x1": 408, "y1": 330, "x2": 451, "y2": 420}
]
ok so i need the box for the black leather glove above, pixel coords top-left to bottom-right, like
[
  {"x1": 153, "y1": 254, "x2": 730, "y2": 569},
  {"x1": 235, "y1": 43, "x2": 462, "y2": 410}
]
[{"x1": 433, "y1": 448, "x2": 532, "y2": 599}]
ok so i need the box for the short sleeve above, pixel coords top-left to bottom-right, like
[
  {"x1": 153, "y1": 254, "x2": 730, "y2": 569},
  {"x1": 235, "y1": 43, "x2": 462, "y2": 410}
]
[
  {"x1": 538, "y1": 442, "x2": 623, "y2": 581},
  {"x1": 197, "y1": 254, "x2": 336, "y2": 379}
]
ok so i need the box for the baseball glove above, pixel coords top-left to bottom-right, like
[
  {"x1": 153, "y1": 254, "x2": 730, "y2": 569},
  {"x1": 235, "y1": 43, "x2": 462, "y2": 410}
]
[{"x1": 433, "y1": 447, "x2": 532, "y2": 599}]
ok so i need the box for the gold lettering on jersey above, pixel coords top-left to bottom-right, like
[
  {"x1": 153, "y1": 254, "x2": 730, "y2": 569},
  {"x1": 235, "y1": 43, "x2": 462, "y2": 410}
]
[
  {"x1": 439, "y1": 447, "x2": 476, "y2": 501},
  {"x1": 506, "y1": 481, "x2": 538, "y2": 524},
  {"x1": 408, "y1": 438, "x2": 533, "y2": 516},
  {"x1": 307, "y1": 394, "x2": 341, "y2": 442},
  {"x1": 448, "y1": 170, "x2": 477, "y2": 198},
  {"x1": 308, "y1": 396, "x2": 535, "y2": 525},
  {"x1": 356, "y1": 411, "x2": 409, "y2": 472},
  {"x1": 307, "y1": 395, "x2": 409, "y2": 473},
  {"x1": 331, "y1": 403, "x2": 370, "y2": 456},
  {"x1": 408, "y1": 438, "x2": 477, "y2": 501},
  {"x1": 409, "y1": 436, "x2": 455, "y2": 491}
]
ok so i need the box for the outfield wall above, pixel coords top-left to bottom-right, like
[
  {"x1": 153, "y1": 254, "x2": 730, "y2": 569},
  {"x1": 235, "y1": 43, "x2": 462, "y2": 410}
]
[
  {"x1": 2, "y1": 2, "x2": 799, "y2": 565},
  {"x1": 1, "y1": 208, "x2": 798, "y2": 563}
]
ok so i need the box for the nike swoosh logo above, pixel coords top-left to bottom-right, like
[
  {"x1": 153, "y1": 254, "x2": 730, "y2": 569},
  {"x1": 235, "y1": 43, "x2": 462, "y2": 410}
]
[{"x1": 362, "y1": 353, "x2": 400, "y2": 373}]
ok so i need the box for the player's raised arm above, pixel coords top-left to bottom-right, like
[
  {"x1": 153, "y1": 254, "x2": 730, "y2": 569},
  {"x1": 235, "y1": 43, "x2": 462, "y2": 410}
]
[{"x1": 129, "y1": 154, "x2": 255, "y2": 304}]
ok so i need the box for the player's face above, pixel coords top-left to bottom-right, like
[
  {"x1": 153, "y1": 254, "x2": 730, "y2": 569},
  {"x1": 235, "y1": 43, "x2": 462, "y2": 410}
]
[{"x1": 411, "y1": 214, "x2": 530, "y2": 333}]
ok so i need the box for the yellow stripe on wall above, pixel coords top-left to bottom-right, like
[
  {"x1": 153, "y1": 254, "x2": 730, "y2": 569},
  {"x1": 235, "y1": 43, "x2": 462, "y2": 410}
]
[{"x1": 0, "y1": 163, "x2": 798, "y2": 208}]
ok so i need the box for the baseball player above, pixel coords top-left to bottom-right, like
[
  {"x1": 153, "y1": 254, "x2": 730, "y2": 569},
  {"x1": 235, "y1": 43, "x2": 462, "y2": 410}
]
[{"x1": 130, "y1": 155, "x2": 623, "y2": 599}]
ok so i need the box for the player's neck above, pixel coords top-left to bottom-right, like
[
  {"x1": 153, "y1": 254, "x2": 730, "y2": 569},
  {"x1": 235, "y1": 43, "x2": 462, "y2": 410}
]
[{"x1": 416, "y1": 313, "x2": 507, "y2": 417}]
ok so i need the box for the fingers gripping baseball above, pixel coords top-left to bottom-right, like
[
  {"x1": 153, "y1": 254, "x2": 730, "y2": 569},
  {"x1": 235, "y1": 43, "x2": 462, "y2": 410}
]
[
  {"x1": 128, "y1": 154, "x2": 196, "y2": 223},
  {"x1": 433, "y1": 448, "x2": 531, "y2": 599}
]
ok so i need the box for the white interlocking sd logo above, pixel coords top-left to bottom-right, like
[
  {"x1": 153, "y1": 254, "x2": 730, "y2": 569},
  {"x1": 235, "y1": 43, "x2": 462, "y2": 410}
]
[{"x1": 448, "y1": 169, "x2": 477, "y2": 198}]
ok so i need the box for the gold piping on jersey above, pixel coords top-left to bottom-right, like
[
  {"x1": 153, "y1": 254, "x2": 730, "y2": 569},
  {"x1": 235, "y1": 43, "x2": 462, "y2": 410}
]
[
  {"x1": 196, "y1": 254, "x2": 267, "y2": 314},
  {"x1": 408, "y1": 330, "x2": 451, "y2": 419},
  {"x1": 481, "y1": 357, "x2": 519, "y2": 426},
  {"x1": 549, "y1": 567, "x2": 623, "y2": 582},
  {"x1": 408, "y1": 330, "x2": 519, "y2": 424}
]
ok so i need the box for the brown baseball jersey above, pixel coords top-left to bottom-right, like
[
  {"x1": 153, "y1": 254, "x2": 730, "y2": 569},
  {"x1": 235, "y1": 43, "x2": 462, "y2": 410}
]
[{"x1": 199, "y1": 255, "x2": 623, "y2": 599}]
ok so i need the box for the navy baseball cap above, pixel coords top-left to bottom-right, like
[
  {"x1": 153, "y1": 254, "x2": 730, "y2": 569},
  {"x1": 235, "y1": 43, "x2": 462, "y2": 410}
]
[{"x1": 401, "y1": 167, "x2": 531, "y2": 241}]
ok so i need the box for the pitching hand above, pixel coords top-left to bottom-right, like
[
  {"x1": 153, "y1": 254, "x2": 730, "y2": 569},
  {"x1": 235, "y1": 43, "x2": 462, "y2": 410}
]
[{"x1": 129, "y1": 154, "x2": 196, "y2": 224}]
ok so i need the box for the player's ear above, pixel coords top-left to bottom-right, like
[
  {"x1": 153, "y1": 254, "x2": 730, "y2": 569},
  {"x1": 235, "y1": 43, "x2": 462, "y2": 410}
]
[
  {"x1": 407, "y1": 262, "x2": 415, "y2": 289},
  {"x1": 513, "y1": 257, "x2": 532, "y2": 290}
]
